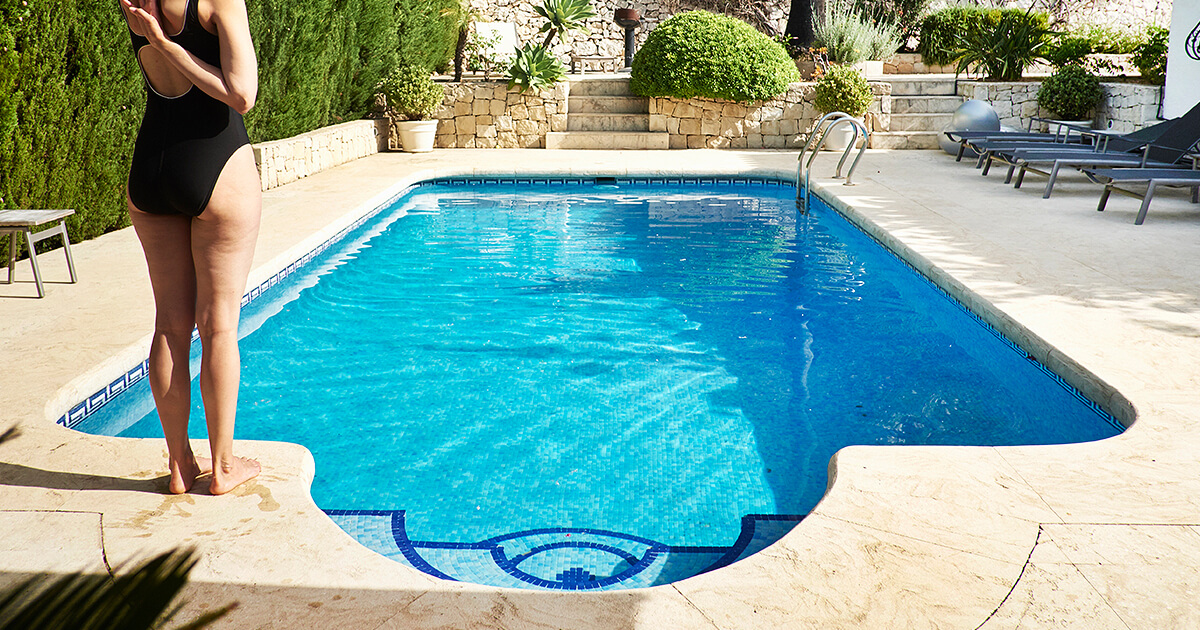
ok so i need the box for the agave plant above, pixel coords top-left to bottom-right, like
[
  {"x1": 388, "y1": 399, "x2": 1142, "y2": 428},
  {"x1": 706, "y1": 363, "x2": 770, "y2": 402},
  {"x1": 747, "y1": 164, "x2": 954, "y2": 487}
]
[
  {"x1": 952, "y1": 10, "x2": 1056, "y2": 81},
  {"x1": 0, "y1": 547, "x2": 233, "y2": 630},
  {"x1": 534, "y1": 0, "x2": 596, "y2": 48},
  {"x1": 507, "y1": 43, "x2": 566, "y2": 93}
]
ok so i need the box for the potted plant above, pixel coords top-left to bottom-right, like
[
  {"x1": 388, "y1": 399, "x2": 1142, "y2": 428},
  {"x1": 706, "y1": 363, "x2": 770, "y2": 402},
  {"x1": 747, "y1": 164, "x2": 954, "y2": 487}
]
[
  {"x1": 1036, "y1": 64, "x2": 1103, "y2": 127},
  {"x1": 378, "y1": 65, "x2": 445, "y2": 153},
  {"x1": 813, "y1": 64, "x2": 874, "y2": 150}
]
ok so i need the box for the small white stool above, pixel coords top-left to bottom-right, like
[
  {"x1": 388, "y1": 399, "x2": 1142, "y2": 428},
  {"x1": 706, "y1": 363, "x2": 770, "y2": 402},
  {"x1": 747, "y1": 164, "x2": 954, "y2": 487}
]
[{"x1": 0, "y1": 209, "x2": 78, "y2": 298}]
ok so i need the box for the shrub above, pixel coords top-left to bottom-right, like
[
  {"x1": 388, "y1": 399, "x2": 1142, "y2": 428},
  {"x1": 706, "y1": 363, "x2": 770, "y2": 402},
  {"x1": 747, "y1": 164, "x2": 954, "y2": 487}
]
[
  {"x1": 1044, "y1": 34, "x2": 1093, "y2": 68},
  {"x1": 0, "y1": 0, "x2": 144, "y2": 242},
  {"x1": 813, "y1": 65, "x2": 874, "y2": 116},
  {"x1": 816, "y1": 2, "x2": 902, "y2": 64},
  {"x1": 1037, "y1": 64, "x2": 1103, "y2": 120},
  {"x1": 394, "y1": 0, "x2": 462, "y2": 74},
  {"x1": 246, "y1": 0, "x2": 398, "y2": 141},
  {"x1": 379, "y1": 65, "x2": 445, "y2": 120},
  {"x1": 1132, "y1": 25, "x2": 1168, "y2": 85},
  {"x1": 918, "y1": 7, "x2": 1050, "y2": 69},
  {"x1": 630, "y1": 11, "x2": 800, "y2": 102},
  {"x1": 2, "y1": 0, "x2": 415, "y2": 246},
  {"x1": 851, "y1": 0, "x2": 930, "y2": 43},
  {"x1": 533, "y1": 0, "x2": 596, "y2": 48},
  {"x1": 951, "y1": 9, "x2": 1053, "y2": 81},
  {"x1": 917, "y1": 6, "x2": 981, "y2": 65},
  {"x1": 506, "y1": 43, "x2": 566, "y2": 93}
]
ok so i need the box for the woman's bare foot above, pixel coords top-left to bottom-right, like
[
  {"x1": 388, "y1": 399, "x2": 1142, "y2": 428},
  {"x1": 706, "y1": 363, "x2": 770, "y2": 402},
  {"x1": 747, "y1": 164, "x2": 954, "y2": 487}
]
[
  {"x1": 209, "y1": 455, "x2": 261, "y2": 495},
  {"x1": 167, "y1": 454, "x2": 206, "y2": 494}
]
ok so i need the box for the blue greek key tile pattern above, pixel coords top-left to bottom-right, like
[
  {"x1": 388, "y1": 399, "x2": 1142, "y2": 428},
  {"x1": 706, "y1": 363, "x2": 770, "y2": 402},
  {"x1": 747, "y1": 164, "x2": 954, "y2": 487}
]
[
  {"x1": 324, "y1": 509, "x2": 804, "y2": 590},
  {"x1": 58, "y1": 187, "x2": 408, "y2": 429}
]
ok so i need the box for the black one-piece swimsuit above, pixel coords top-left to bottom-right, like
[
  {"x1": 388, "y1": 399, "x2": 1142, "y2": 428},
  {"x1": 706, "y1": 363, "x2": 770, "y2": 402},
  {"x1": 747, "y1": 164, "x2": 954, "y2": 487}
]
[{"x1": 126, "y1": 0, "x2": 250, "y2": 217}]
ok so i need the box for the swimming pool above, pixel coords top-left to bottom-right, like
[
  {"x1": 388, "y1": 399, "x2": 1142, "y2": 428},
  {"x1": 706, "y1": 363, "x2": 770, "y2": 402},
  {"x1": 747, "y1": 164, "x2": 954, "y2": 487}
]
[{"x1": 72, "y1": 177, "x2": 1123, "y2": 590}]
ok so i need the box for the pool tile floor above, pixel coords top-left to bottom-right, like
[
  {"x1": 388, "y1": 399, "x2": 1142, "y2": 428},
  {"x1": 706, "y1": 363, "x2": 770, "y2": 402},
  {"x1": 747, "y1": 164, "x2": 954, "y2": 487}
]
[{"x1": 3, "y1": 149, "x2": 1200, "y2": 628}]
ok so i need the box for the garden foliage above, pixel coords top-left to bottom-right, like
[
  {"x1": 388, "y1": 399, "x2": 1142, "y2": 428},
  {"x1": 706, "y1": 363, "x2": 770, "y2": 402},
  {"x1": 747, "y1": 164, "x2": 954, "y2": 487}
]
[
  {"x1": 630, "y1": 11, "x2": 799, "y2": 103},
  {"x1": 850, "y1": 0, "x2": 929, "y2": 43},
  {"x1": 815, "y1": 1, "x2": 902, "y2": 64},
  {"x1": 2, "y1": 0, "x2": 452, "y2": 244},
  {"x1": 948, "y1": 9, "x2": 1054, "y2": 81},
  {"x1": 379, "y1": 65, "x2": 445, "y2": 120},
  {"x1": 917, "y1": 7, "x2": 1050, "y2": 67},
  {"x1": 1132, "y1": 25, "x2": 1168, "y2": 85},
  {"x1": 813, "y1": 64, "x2": 874, "y2": 116},
  {"x1": 1037, "y1": 64, "x2": 1103, "y2": 120}
]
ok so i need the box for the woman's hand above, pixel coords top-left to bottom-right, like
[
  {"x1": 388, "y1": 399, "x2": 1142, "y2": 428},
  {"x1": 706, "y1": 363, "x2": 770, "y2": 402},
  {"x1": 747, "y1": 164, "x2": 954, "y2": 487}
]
[{"x1": 121, "y1": 0, "x2": 170, "y2": 46}]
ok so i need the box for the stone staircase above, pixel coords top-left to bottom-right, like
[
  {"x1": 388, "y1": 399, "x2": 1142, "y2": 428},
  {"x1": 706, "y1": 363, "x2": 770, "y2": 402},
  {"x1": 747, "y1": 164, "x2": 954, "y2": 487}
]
[
  {"x1": 546, "y1": 77, "x2": 669, "y2": 150},
  {"x1": 871, "y1": 76, "x2": 964, "y2": 150}
]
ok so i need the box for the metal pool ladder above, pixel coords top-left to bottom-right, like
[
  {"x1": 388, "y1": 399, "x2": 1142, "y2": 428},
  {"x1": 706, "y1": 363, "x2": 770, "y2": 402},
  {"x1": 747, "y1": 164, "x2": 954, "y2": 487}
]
[{"x1": 796, "y1": 112, "x2": 870, "y2": 210}]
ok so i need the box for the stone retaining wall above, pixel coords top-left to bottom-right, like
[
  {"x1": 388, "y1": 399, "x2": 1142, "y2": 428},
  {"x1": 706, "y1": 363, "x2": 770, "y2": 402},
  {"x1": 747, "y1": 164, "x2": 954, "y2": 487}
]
[
  {"x1": 959, "y1": 81, "x2": 1161, "y2": 133},
  {"x1": 421, "y1": 81, "x2": 569, "y2": 149},
  {"x1": 253, "y1": 119, "x2": 388, "y2": 191},
  {"x1": 649, "y1": 83, "x2": 892, "y2": 149}
]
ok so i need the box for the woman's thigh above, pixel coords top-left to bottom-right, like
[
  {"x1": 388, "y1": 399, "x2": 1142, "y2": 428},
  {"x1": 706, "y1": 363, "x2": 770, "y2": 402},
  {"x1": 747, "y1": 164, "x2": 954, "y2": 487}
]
[
  {"x1": 191, "y1": 144, "x2": 262, "y2": 332},
  {"x1": 128, "y1": 202, "x2": 196, "y2": 332}
]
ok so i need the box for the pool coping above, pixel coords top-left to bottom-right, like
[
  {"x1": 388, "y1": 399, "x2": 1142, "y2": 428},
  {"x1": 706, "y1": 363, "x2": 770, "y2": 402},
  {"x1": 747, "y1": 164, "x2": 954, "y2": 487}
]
[{"x1": 5, "y1": 149, "x2": 1200, "y2": 628}]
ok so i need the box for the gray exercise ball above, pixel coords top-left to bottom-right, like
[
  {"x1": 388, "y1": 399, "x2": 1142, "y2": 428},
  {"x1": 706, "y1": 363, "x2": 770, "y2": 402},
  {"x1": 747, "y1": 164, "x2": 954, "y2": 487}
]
[{"x1": 939, "y1": 99, "x2": 1001, "y2": 156}]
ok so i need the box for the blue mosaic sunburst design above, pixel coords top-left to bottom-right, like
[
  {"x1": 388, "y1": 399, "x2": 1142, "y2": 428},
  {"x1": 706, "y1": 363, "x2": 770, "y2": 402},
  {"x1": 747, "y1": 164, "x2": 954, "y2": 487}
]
[{"x1": 325, "y1": 510, "x2": 804, "y2": 590}]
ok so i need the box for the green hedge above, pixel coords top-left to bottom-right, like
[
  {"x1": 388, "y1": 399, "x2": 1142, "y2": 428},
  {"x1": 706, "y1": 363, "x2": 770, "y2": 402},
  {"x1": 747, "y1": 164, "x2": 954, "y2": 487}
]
[
  {"x1": 630, "y1": 11, "x2": 799, "y2": 103},
  {"x1": 1, "y1": 0, "x2": 457, "y2": 245},
  {"x1": 917, "y1": 7, "x2": 1049, "y2": 66}
]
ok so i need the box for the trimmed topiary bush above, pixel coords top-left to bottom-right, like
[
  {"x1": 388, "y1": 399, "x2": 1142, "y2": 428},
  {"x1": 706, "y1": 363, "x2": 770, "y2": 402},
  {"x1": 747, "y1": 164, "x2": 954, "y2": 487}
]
[
  {"x1": 1037, "y1": 64, "x2": 1103, "y2": 120},
  {"x1": 379, "y1": 65, "x2": 445, "y2": 120},
  {"x1": 813, "y1": 64, "x2": 874, "y2": 116},
  {"x1": 630, "y1": 11, "x2": 800, "y2": 103}
]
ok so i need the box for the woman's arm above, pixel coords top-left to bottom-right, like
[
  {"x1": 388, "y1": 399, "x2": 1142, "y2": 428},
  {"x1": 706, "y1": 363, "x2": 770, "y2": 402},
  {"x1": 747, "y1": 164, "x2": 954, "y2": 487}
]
[{"x1": 121, "y1": 0, "x2": 257, "y2": 114}]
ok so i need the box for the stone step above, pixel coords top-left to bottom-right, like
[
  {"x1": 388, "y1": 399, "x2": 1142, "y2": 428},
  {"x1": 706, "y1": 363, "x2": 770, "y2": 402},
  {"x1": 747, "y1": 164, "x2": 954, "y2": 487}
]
[
  {"x1": 888, "y1": 112, "x2": 955, "y2": 132},
  {"x1": 885, "y1": 77, "x2": 959, "y2": 96},
  {"x1": 568, "y1": 77, "x2": 635, "y2": 96},
  {"x1": 567, "y1": 113, "x2": 649, "y2": 132},
  {"x1": 569, "y1": 95, "x2": 648, "y2": 114},
  {"x1": 546, "y1": 131, "x2": 669, "y2": 150},
  {"x1": 869, "y1": 131, "x2": 942, "y2": 150},
  {"x1": 891, "y1": 95, "x2": 965, "y2": 114}
]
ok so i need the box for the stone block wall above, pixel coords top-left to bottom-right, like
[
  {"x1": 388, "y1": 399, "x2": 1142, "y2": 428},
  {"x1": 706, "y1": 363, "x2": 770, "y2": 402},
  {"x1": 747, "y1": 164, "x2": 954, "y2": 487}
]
[
  {"x1": 253, "y1": 119, "x2": 388, "y2": 191},
  {"x1": 884, "y1": 53, "x2": 958, "y2": 75},
  {"x1": 1096, "y1": 83, "x2": 1161, "y2": 133},
  {"x1": 419, "y1": 81, "x2": 569, "y2": 149},
  {"x1": 649, "y1": 82, "x2": 892, "y2": 149},
  {"x1": 959, "y1": 81, "x2": 1162, "y2": 133}
]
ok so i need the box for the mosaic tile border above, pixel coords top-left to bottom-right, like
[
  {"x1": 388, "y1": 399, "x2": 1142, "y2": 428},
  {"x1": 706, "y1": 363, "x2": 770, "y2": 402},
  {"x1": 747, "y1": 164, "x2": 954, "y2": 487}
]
[
  {"x1": 56, "y1": 186, "x2": 411, "y2": 429},
  {"x1": 60, "y1": 176, "x2": 1122, "y2": 436},
  {"x1": 325, "y1": 509, "x2": 805, "y2": 591}
]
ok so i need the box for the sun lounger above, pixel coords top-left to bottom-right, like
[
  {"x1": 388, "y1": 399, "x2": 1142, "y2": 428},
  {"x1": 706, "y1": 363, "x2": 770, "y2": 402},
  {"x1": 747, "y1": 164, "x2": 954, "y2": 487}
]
[
  {"x1": 1083, "y1": 167, "x2": 1200, "y2": 224},
  {"x1": 946, "y1": 117, "x2": 1097, "y2": 162},
  {"x1": 977, "y1": 119, "x2": 1177, "y2": 179},
  {"x1": 989, "y1": 104, "x2": 1200, "y2": 197}
]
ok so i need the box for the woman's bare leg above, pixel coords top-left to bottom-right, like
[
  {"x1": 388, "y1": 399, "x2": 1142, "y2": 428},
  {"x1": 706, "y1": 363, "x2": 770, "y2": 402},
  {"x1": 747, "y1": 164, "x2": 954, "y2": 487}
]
[
  {"x1": 129, "y1": 203, "x2": 209, "y2": 494},
  {"x1": 192, "y1": 144, "x2": 262, "y2": 495}
]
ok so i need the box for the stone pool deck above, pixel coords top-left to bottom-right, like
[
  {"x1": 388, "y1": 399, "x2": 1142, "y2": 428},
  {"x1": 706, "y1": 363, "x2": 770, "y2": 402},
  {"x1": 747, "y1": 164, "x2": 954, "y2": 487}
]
[{"x1": 2, "y1": 149, "x2": 1199, "y2": 628}]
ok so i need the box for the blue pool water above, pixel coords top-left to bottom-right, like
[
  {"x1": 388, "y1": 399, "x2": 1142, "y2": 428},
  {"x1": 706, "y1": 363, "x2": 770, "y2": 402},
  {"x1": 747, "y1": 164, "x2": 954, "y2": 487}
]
[{"x1": 76, "y1": 178, "x2": 1123, "y2": 590}]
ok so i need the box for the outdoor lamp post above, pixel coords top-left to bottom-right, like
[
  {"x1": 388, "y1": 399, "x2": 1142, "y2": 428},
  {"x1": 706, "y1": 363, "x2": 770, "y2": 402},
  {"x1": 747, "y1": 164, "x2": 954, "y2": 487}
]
[{"x1": 614, "y1": 9, "x2": 641, "y2": 70}]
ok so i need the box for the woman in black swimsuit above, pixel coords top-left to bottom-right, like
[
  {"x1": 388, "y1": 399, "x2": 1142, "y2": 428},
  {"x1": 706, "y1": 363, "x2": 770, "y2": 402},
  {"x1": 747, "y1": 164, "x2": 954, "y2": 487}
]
[{"x1": 121, "y1": 0, "x2": 261, "y2": 495}]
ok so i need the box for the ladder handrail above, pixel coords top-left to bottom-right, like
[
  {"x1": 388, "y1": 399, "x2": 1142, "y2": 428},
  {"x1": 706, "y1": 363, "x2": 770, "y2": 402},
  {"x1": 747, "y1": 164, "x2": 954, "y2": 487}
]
[{"x1": 796, "y1": 111, "x2": 871, "y2": 210}]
